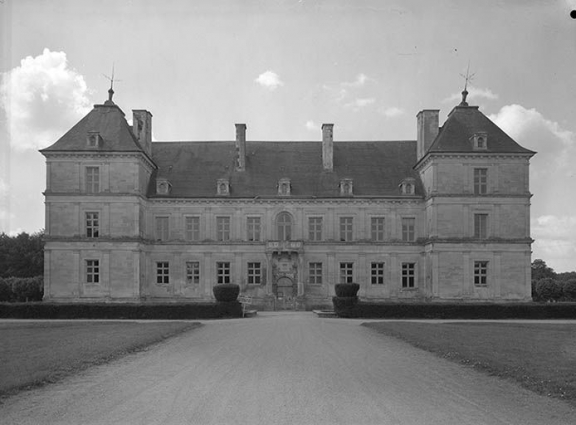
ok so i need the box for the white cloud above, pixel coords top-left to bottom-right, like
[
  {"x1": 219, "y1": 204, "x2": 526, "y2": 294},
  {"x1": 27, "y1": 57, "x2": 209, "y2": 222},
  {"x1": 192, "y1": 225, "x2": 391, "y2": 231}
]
[
  {"x1": 344, "y1": 97, "x2": 375, "y2": 110},
  {"x1": 532, "y1": 215, "x2": 576, "y2": 272},
  {"x1": 343, "y1": 73, "x2": 371, "y2": 88},
  {"x1": 305, "y1": 120, "x2": 319, "y2": 131},
  {"x1": 379, "y1": 106, "x2": 404, "y2": 118},
  {"x1": 444, "y1": 87, "x2": 499, "y2": 104},
  {"x1": 0, "y1": 48, "x2": 91, "y2": 151},
  {"x1": 254, "y1": 70, "x2": 284, "y2": 91}
]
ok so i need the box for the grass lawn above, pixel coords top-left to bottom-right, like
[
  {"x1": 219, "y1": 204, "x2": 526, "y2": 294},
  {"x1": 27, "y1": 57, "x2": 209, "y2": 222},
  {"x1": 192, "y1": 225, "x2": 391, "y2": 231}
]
[
  {"x1": 363, "y1": 321, "x2": 576, "y2": 406},
  {"x1": 0, "y1": 321, "x2": 200, "y2": 398}
]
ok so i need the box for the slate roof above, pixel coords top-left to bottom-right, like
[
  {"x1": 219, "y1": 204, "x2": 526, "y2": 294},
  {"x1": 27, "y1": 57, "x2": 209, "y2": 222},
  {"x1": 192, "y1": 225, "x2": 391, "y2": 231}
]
[
  {"x1": 148, "y1": 140, "x2": 423, "y2": 198},
  {"x1": 427, "y1": 105, "x2": 535, "y2": 155},
  {"x1": 40, "y1": 101, "x2": 146, "y2": 154}
]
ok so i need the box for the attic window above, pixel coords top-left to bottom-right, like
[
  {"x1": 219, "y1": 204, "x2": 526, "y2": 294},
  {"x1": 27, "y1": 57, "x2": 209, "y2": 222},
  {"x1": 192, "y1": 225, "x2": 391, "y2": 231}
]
[
  {"x1": 87, "y1": 131, "x2": 102, "y2": 148},
  {"x1": 156, "y1": 178, "x2": 171, "y2": 195},
  {"x1": 471, "y1": 132, "x2": 488, "y2": 150},
  {"x1": 217, "y1": 179, "x2": 230, "y2": 196},
  {"x1": 340, "y1": 178, "x2": 353, "y2": 196},
  {"x1": 278, "y1": 178, "x2": 291, "y2": 196},
  {"x1": 400, "y1": 178, "x2": 416, "y2": 195}
]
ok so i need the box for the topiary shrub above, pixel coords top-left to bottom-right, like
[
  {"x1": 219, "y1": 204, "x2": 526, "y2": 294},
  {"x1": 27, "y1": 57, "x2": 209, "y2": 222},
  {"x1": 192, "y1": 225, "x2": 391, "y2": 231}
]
[
  {"x1": 335, "y1": 283, "x2": 360, "y2": 297},
  {"x1": 332, "y1": 296, "x2": 359, "y2": 318},
  {"x1": 213, "y1": 283, "x2": 240, "y2": 302},
  {"x1": 536, "y1": 278, "x2": 562, "y2": 302},
  {"x1": 561, "y1": 279, "x2": 576, "y2": 301}
]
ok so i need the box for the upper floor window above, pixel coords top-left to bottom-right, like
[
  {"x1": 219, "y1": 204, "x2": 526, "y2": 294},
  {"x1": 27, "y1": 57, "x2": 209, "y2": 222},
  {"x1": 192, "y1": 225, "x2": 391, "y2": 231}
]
[
  {"x1": 85, "y1": 212, "x2": 99, "y2": 238},
  {"x1": 474, "y1": 213, "x2": 488, "y2": 239},
  {"x1": 371, "y1": 217, "x2": 385, "y2": 241},
  {"x1": 308, "y1": 217, "x2": 323, "y2": 241},
  {"x1": 247, "y1": 217, "x2": 261, "y2": 242},
  {"x1": 185, "y1": 216, "x2": 200, "y2": 241},
  {"x1": 339, "y1": 262, "x2": 354, "y2": 283},
  {"x1": 340, "y1": 217, "x2": 353, "y2": 242},
  {"x1": 216, "y1": 216, "x2": 231, "y2": 241},
  {"x1": 85, "y1": 166, "x2": 100, "y2": 193},
  {"x1": 277, "y1": 212, "x2": 292, "y2": 241},
  {"x1": 401, "y1": 218, "x2": 416, "y2": 242},
  {"x1": 155, "y1": 216, "x2": 169, "y2": 241},
  {"x1": 474, "y1": 168, "x2": 488, "y2": 195},
  {"x1": 401, "y1": 263, "x2": 415, "y2": 288}
]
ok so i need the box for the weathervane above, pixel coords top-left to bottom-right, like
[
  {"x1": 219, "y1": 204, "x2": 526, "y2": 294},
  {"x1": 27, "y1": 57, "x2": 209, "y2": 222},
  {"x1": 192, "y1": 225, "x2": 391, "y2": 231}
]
[
  {"x1": 459, "y1": 61, "x2": 475, "y2": 105},
  {"x1": 102, "y1": 64, "x2": 121, "y2": 102}
]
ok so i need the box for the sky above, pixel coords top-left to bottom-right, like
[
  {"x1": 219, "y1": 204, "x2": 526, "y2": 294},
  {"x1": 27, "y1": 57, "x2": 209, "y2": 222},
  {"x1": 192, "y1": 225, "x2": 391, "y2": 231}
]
[{"x1": 0, "y1": 0, "x2": 575, "y2": 272}]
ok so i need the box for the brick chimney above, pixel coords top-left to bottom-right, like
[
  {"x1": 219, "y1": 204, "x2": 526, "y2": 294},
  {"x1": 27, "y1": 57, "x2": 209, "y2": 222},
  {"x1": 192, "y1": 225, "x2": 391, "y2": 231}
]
[
  {"x1": 235, "y1": 123, "x2": 247, "y2": 171},
  {"x1": 416, "y1": 110, "x2": 439, "y2": 160},
  {"x1": 132, "y1": 110, "x2": 153, "y2": 156},
  {"x1": 322, "y1": 123, "x2": 334, "y2": 171}
]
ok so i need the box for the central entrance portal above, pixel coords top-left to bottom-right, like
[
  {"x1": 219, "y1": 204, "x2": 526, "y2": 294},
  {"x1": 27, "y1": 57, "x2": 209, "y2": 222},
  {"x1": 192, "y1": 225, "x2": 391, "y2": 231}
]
[
  {"x1": 275, "y1": 276, "x2": 296, "y2": 310},
  {"x1": 270, "y1": 250, "x2": 300, "y2": 310}
]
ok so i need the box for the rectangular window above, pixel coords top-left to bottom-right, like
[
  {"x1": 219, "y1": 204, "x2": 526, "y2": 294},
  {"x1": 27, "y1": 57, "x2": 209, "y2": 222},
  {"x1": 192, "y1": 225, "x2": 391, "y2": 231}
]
[
  {"x1": 247, "y1": 262, "x2": 261, "y2": 285},
  {"x1": 474, "y1": 214, "x2": 488, "y2": 239},
  {"x1": 185, "y1": 216, "x2": 200, "y2": 241},
  {"x1": 371, "y1": 217, "x2": 385, "y2": 241},
  {"x1": 474, "y1": 168, "x2": 488, "y2": 195},
  {"x1": 156, "y1": 262, "x2": 169, "y2": 285},
  {"x1": 474, "y1": 261, "x2": 488, "y2": 286},
  {"x1": 85, "y1": 166, "x2": 100, "y2": 193},
  {"x1": 308, "y1": 217, "x2": 323, "y2": 241},
  {"x1": 247, "y1": 217, "x2": 261, "y2": 242},
  {"x1": 339, "y1": 262, "x2": 354, "y2": 283},
  {"x1": 217, "y1": 262, "x2": 231, "y2": 284},
  {"x1": 340, "y1": 217, "x2": 353, "y2": 242},
  {"x1": 309, "y1": 262, "x2": 323, "y2": 284},
  {"x1": 216, "y1": 217, "x2": 231, "y2": 241},
  {"x1": 86, "y1": 259, "x2": 99, "y2": 284},
  {"x1": 186, "y1": 261, "x2": 200, "y2": 285},
  {"x1": 85, "y1": 212, "x2": 99, "y2": 238},
  {"x1": 155, "y1": 216, "x2": 169, "y2": 241},
  {"x1": 371, "y1": 262, "x2": 385, "y2": 285},
  {"x1": 401, "y1": 218, "x2": 416, "y2": 242},
  {"x1": 402, "y1": 263, "x2": 415, "y2": 288}
]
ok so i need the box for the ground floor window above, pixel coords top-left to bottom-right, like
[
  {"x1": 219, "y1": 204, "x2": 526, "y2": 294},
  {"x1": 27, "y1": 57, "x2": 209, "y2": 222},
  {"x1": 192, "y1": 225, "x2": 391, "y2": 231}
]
[
  {"x1": 339, "y1": 262, "x2": 354, "y2": 283},
  {"x1": 371, "y1": 262, "x2": 385, "y2": 285},
  {"x1": 401, "y1": 263, "x2": 415, "y2": 288},
  {"x1": 309, "y1": 262, "x2": 322, "y2": 284},
  {"x1": 156, "y1": 262, "x2": 170, "y2": 284},
  {"x1": 86, "y1": 259, "x2": 99, "y2": 284},
  {"x1": 247, "y1": 262, "x2": 261, "y2": 285},
  {"x1": 474, "y1": 261, "x2": 488, "y2": 286},
  {"x1": 186, "y1": 261, "x2": 200, "y2": 284},
  {"x1": 217, "y1": 262, "x2": 231, "y2": 284}
]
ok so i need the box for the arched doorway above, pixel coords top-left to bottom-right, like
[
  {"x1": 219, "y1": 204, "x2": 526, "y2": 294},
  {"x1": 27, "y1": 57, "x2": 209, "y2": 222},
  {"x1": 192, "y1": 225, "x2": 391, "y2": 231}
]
[{"x1": 275, "y1": 276, "x2": 296, "y2": 310}]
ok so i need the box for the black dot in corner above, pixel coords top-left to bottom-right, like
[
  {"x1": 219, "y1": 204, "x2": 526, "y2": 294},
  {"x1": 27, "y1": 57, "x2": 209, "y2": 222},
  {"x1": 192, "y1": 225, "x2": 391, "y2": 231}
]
[{"x1": 571, "y1": 10, "x2": 576, "y2": 19}]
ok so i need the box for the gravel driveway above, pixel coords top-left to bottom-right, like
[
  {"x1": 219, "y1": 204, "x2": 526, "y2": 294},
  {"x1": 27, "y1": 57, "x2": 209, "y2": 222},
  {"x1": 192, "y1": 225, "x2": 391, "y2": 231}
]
[{"x1": 1, "y1": 312, "x2": 574, "y2": 425}]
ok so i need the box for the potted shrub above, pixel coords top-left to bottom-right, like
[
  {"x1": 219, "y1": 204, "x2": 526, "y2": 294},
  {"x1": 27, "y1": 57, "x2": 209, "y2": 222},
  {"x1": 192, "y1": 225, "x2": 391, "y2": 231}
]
[{"x1": 213, "y1": 283, "x2": 240, "y2": 302}]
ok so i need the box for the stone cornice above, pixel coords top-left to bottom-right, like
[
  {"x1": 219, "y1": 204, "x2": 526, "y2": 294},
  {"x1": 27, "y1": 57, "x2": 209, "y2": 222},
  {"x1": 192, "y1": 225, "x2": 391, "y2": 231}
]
[
  {"x1": 414, "y1": 152, "x2": 532, "y2": 171},
  {"x1": 424, "y1": 193, "x2": 532, "y2": 201},
  {"x1": 423, "y1": 237, "x2": 534, "y2": 245},
  {"x1": 147, "y1": 197, "x2": 424, "y2": 206},
  {"x1": 42, "y1": 151, "x2": 157, "y2": 171}
]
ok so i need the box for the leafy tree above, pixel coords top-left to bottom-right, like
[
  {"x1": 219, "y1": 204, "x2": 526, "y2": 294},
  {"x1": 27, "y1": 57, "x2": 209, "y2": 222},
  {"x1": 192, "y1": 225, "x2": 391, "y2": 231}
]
[
  {"x1": 531, "y1": 259, "x2": 556, "y2": 283},
  {"x1": 0, "y1": 231, "x2": 44, "y2": 278},
  {"x1": 535, "y1": 278, "x2": 562, "y2": 302},
  {"x1": 557, "y1": 271, "x2": 576, "y2": 282}
]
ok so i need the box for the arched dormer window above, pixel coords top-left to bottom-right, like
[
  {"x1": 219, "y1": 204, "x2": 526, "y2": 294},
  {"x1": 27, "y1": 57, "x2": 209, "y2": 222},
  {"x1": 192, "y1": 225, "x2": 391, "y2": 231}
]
[
  {"x1": 471, "y1": 132, "x2": 488, "y2": 150},
  {"x1": 217, "y1": 179, "x2": 230, "y2": 196},
  {"x1": 87, "y1": 131, "x2": 102, "y2": 148},
  {"x1": 278, "y1": 178, "x2": 291, "y2": 196},
  {"x1": 276, "y1": 212, "x2": 293, "y2": 241},
  {"x1": 340, "y1": 178, "x2": 353, "y2": 196},
  {"x1": 399, "y1": 178, "x2": 416, "y2": 195},
  {"x1": 156, "y1": 178, "x2": 171, "y2": 195}
]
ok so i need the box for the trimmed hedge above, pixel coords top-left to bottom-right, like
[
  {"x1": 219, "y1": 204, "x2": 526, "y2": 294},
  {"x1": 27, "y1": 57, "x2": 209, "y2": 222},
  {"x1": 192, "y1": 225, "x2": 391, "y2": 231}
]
[
  {"x1": 0, "y1": 301, "x2": 243, "y2": 320},
  {"x1": 334, "y1": 283, "x2": 360, "y2": 298},
  {"x1": 332, "y1": 301, "x2": 576, "y2": 319},
  {"x1": 0, "y1": 276, "x2": 43, "y2": 302},
  {"x1": 213, "y1": 284, "x2": 240, "y2": 302}
]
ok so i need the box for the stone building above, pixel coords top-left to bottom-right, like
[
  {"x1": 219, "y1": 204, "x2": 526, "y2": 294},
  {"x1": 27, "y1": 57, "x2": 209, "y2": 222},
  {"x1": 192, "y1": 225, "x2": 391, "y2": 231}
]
[{"x1": 40, "y1": 88, "x2": 535, "y2": 309}]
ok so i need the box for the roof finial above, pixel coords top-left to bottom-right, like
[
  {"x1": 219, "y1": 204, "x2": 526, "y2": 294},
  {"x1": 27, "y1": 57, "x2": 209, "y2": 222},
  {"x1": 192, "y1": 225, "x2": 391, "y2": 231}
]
[
  {"x1": 102, "y1": 63, "x2": 121, "y2": 104},
  {"x1": 459, "y1": 61, "x2": 475, "y2": 106}
]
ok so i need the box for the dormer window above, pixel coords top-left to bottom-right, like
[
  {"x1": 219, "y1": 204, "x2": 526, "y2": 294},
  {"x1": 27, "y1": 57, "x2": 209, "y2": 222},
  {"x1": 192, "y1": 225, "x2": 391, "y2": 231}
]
[
  {"x1": 87, "y1": 131, "x2": 102, "y2": 148},
  {"x1": 217, "y1": 179, "x2": 230, "y2": 196},
  {"x1": 471, "y1": 132, "x2": 488, "y2": 150},
  {"x1": 156, "y1": 178, "x2": 171, "y2": 195},
  {"x1": 278, "y1": 178, "x2": 291, "y2": 196},
  {"x1": 399, "y1": 178, "x2": 416, "y2": 195},
  {"x1": 340, "y1": 178, "x2": 353, "y2": 196}
]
